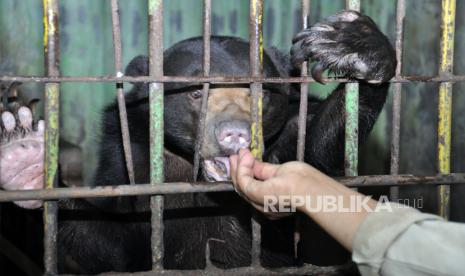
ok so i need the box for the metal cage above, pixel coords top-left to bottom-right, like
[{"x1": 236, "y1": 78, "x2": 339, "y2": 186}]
[{"x1": 0, "y1": 0, "x2": 463, "y2": 275}]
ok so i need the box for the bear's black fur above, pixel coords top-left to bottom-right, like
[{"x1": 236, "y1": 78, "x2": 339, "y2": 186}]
[{"x1": 58, "y1": 37, "x2": 301, "y2": 273}]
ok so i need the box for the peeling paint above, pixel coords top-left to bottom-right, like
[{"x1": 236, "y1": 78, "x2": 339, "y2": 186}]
[{"x1": 438, "y1": 0, "x2": 456, "y2": 220}]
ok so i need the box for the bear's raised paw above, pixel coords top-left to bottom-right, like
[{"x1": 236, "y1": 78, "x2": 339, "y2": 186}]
[{"x1": 0, "y1": 105, "x2": 44, "y2": 209}]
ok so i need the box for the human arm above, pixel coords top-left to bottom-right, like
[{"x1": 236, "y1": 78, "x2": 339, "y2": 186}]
[
  {"x1": 230, "y1": 149, "x2": 465, "y2": 276},
  {"x1": 230, "y1": 148, "x2": 376, "y2": 251}
]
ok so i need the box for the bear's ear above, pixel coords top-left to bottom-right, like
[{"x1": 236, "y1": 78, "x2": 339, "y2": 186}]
[
  {"x1": 125, "y1": 55, "x2": 149, "y2": 77},
  {"x1": 124, "y1": 55, "x2": 150, "y2": 100}
]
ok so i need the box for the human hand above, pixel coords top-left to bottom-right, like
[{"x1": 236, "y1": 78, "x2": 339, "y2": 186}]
[
  {"x1": 229, "y1": 148, "x2": 318, "y2": 219},
  {"x1": 230, "y1": 149, "x2": 378, "y2": 251}
]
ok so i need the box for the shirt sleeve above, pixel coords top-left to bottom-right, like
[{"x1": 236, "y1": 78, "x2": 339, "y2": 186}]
[{"x1": 352, "y1": 202, "x2": 465, "y2": 276}]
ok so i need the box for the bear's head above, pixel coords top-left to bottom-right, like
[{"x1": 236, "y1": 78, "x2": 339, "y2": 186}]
[{"x1": 126, "y1": 37, "x2": 289, "y2": 181}]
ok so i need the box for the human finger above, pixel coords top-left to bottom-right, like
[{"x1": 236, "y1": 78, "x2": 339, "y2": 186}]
[
  {"x1": 252, "y1": 159, "x2": 279, "y2": 180},
  {"x1": 229, "y1": 154, "x2": 239, "y2": 185}
]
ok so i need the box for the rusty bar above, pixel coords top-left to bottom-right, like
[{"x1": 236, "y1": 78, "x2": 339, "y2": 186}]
[
  {"x1": 193, "y1": 0, "x2": 212, "y2": 181},
  {"x1": 294, "y1": 0, "x2": 311, "y2": 259},
  {"x1": 148, "y1": 0, "x2": 164, "y2": 269},
  {"x1": 390, "y1": 0, "x2": 406, "y2": 201},
  {"x1": 249, "y1": 0, "x2": 265, "y2": 159},
  {"x1": 92, "y1": 263, "x2": 356, "y2": 276},
  {"x1": 297, "y1": 0, "x2": 310, "y2": 162},
  {"x1": 344, "y1": 0, "x2": 360, "y2": 177},
  {"x1": 0, "y1": 183, "x2": 233, "y2": 202},
  {"x1": 249, "y1": 0, "x2": 264, "y2": 266},
  {"x1": 110, "y1": 0, "x2": 136, "y2": 185},
  {"x1": 1, "y1": 75, "x2": 465, "y2": 84},
  {"x1": 438, "y1": 0, "x2": 456, "y2": 219},
  {"x1": 2, "y1": 173, "x2": 464, "y2": 204},
  {"x1": 42, "y1": 0, "x2": 59, "y2": 273}
]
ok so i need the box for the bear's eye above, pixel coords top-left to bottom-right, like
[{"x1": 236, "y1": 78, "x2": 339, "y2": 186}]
[{"x1": 189, "y1": 90, "x2": 203, "y2": 100}]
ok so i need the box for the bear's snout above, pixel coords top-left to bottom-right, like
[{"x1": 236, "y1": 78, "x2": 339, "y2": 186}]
[{"x1": 215, "y1": 120, "x2": 251, "y2": 155}]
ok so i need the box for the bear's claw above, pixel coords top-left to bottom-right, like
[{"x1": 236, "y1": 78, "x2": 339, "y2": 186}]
[{"x1": 291, "y1": 10, "x2": 396, "y2": 84}]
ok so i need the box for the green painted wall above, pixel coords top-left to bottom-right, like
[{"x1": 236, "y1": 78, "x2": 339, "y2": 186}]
[{"x1": 0, "y1": 0, "x2": 464, "y2": 185}]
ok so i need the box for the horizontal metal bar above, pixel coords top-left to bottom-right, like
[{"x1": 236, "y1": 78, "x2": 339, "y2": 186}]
[
  {"x1": 90, "y1": 262, "x2": 356, "y2": 276},
  {"x1": 1, "y1": 75, "x2": 465, "y2": 84},
  {"x1": 1, "y1": 174, "x2": 464, "y2": 203}
]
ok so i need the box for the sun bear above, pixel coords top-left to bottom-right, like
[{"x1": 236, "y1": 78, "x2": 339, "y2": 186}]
[{"x1": 0, "y1": 11, "x2": 395, "y2": 273}]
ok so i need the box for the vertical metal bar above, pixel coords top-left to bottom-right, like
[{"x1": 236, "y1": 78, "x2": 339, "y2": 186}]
[
  {"x1": 193, "y1": 0, "x2": 212, "y2": 181},
  {"x1": 42, "y1": 0, "x2": 59, "y2": 273},
  {"x1": 148, "y1": 0, "x2": 164, "y2": 269},
  {"x1": 297, "y1": 0, "x2": 310, "y2": 163},
  {"x1": 438, "y1": 0, "x2": 456, "y2": 219},
  {"x1": 390, "y1": 0, "x2": 406, "y2": 201},
  {"x1": 344, "y1": 0, "x2": 360, "y2": 177},
  {"x1": 249, "y1": 0, "x2": 264, "y2": 266},
  {"x1": 110, "y1": 0, "x2": 136, "y2": 185},
  {"x1": 295, "y1": 0, "x2": 310, "y2": 259}
]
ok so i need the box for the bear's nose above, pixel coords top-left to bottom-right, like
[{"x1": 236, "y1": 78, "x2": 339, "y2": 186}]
[{"x1": 215, "y1": 120, "x2": 251, "y2": 155}]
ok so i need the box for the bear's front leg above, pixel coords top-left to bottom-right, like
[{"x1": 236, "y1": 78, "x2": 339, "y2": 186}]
[
  {"x1": 0, "y1": 105, "x2": 44, "y2": 209},
  {"x1": 291, "y1": 10, "x2": 396, "y2": 84}
]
